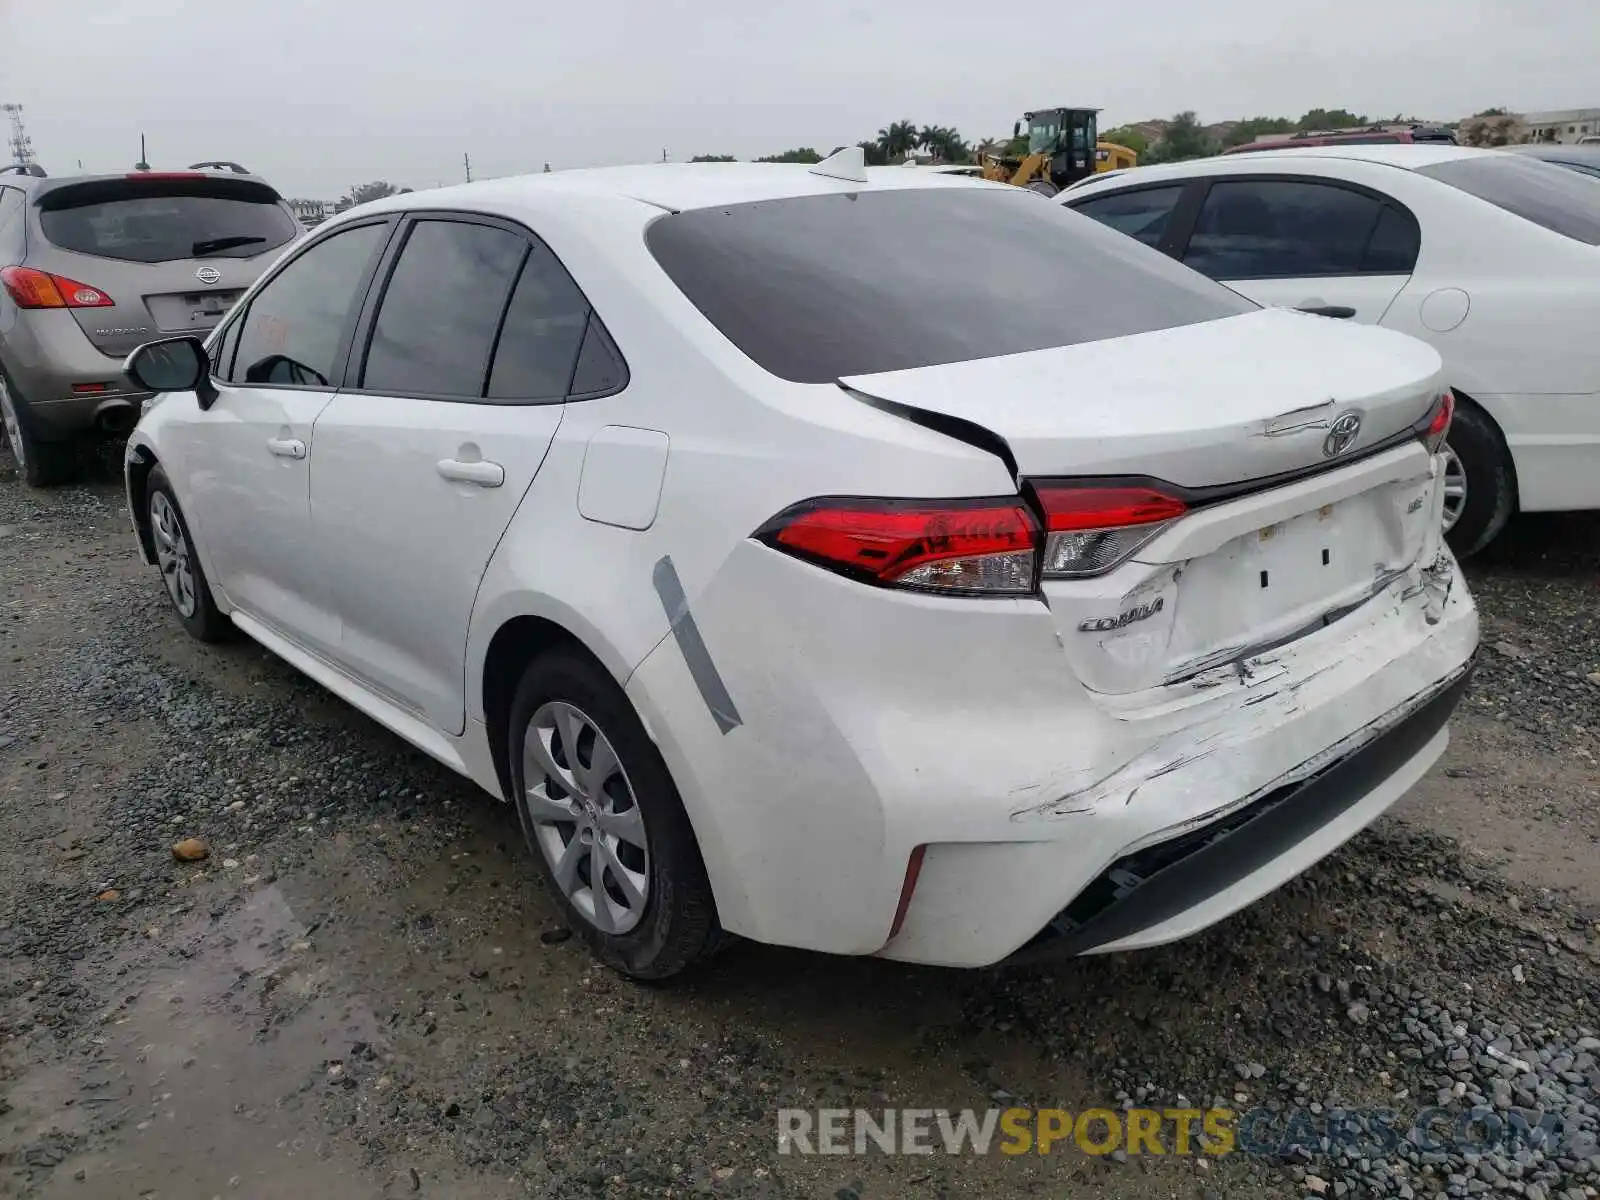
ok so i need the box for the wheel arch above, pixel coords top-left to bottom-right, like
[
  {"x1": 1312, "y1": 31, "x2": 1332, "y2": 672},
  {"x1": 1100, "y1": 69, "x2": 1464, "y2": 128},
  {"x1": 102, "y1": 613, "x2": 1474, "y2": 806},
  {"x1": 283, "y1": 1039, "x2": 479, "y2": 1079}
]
[
  {"x1": 126, "y1": 442, "x2": 160, "y2": 563},
  {"x1": 478, "y1": 610, "x2": 640, "y2": 810},
  {"x1": 1446, "y1": 385, "x2": 1519, "y2": 510}
]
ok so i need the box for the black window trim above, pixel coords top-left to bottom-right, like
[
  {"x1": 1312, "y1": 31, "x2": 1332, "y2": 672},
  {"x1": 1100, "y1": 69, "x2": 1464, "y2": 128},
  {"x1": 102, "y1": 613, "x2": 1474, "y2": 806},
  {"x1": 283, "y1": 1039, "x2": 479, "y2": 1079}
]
[
  {"x1": 339, "y1": 207, "x2": 629, "y2": 407},
  {"x1": 206, "y1": 214, "x2": 400, "y2": 394},
  {"x1": 1164, "y1": 173, "x2": 1421, "y2": 282}
]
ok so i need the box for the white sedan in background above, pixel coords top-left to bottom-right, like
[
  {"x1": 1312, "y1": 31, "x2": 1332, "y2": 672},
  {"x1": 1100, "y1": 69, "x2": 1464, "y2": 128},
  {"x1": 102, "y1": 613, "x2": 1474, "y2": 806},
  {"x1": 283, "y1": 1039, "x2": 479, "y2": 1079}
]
[
  {"x1": 121, "y1": 154, "x2": 1476, "y2": 979},
  {"x1": 1062, "y1": 144, "x2": 1600, "y2": 555}
]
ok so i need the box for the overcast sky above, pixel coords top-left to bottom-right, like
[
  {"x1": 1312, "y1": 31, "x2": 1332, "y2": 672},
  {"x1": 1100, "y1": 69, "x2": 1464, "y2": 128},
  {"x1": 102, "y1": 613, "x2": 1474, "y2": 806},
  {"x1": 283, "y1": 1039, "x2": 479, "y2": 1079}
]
[{"x1": 3, "y1": 0, "x2": 1595, "y2": 198}]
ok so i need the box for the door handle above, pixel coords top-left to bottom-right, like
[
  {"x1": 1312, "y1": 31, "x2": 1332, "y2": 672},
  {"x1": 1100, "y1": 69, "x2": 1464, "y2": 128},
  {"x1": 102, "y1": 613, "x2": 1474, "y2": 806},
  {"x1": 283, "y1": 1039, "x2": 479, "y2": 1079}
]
[
  {"x1": 436, "y1": 458, "x2": 505, "y2": 488},
  {"x1": 1296, "y1": 304, "x2": 1357, "y2": 319},
  {"x1": 266, "y1": 436, "x2": 307, "y2": 459}
]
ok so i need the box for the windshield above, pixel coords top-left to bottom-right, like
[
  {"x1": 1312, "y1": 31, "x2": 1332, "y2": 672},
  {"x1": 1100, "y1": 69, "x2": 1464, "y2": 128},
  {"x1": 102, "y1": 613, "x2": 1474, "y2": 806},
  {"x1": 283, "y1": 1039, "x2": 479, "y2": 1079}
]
[
  {"x1": 1418, "y1": 155, "x2": 1600, "y2": 245},
  {"x1": 1027, "y1": 116, "x2": 1062, "y2": 155},
  {"x1": 38, "y1": 178, "x2": 298, "y2": 264},
  {"x1": 646, "y1": 187, "x2": 1257, "y2": 384}
]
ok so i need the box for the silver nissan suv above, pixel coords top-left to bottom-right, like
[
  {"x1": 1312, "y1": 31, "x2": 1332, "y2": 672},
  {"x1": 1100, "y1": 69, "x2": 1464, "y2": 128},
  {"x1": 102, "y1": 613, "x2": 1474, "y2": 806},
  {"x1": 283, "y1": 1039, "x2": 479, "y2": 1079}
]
[{"x1": 0, "y1": 161, "x2": 301, "y2": 485}]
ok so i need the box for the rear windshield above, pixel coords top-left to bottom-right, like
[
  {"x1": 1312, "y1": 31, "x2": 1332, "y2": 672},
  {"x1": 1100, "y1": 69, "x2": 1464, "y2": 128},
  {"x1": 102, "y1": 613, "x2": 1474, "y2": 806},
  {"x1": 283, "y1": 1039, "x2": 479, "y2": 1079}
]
[
  {"x1": 645, "y1": 187, "x2": 1256, "y2": 383},
  {"x1": 37, "y1": 177, "x2": 298, "y2": 263},
  {"x1": 1418, "y1": 156, "x2": 1600, "y2": 245}
]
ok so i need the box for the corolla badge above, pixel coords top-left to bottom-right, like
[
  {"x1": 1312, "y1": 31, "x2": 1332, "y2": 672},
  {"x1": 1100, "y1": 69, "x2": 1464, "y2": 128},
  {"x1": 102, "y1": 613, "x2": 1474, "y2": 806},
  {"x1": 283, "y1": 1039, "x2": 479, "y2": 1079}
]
[
  {"x1": 1322, "y1": 412, "x2": 1362, "y2": 458},
  {"x1": 194, "y1": 265, "x2": 222, "y2": 285},
  {"x1": 1078, "y1": 597, "x2": 1165, "y2": 633}
]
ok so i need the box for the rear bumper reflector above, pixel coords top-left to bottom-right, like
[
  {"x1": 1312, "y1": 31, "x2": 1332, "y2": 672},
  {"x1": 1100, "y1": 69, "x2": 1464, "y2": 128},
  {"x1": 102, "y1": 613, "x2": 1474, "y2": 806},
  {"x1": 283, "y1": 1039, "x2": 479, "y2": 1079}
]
[
  {"x1": 888, "y1": 845, "x2": 927, "y2": 942},
  {"x1": 1004, "y1": 655, "x2": 1476, "y2": 964}
]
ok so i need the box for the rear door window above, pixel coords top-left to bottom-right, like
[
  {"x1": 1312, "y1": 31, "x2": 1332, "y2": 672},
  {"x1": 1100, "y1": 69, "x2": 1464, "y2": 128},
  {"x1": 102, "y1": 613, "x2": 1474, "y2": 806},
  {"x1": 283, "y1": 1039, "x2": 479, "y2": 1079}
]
[
  {"x1": 228, "y1": 222, "x2": 388, "y2": 387},
  {"x1": 37, "y1": 177, "x2": 298, "y2": 263},
  {"x1": 1070, "y1": 185, "x2": 1185, "y2": 248},
  {"x1": 646, "y1": 187, "x2": 1255, "y2": 384},
  {"x1": 1418, "y1": 156, "x2": 1600, "y2": 244},
  {"x1": 1181, "y1": 179, "x2": 1417, "y2": 278},
  {"x1": 359, "y1": 219, "x2": 527, "y2": 398}
]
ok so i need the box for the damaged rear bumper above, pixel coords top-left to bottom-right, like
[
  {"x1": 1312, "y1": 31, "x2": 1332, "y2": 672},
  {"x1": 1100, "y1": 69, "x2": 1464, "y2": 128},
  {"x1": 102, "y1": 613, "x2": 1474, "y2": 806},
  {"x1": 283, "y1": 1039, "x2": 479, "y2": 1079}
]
[
  {"x1": 627, "y1": 534, "x2": 1477, "y2": 967},
  {"x1": 1002, "y1": 654, "x2": 1475, "y2": 965}
]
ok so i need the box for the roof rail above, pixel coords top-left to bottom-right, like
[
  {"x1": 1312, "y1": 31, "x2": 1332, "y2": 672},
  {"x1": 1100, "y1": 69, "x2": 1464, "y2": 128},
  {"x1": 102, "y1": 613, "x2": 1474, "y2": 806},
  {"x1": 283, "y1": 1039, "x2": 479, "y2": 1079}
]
[
  {"x1": 0, "y1": 162, "x2": 48, "y2": 178},
  {"x1": 187, "y1": 160, "x2": 251, "y2": 175}
]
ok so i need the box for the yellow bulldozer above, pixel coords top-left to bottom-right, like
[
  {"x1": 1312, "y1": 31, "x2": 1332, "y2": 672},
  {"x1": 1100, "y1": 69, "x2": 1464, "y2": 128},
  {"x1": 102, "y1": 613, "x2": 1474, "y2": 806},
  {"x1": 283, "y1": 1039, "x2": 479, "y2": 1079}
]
[{"x1": 979, "y1": 107, "x2": 1137, "y2": 196}]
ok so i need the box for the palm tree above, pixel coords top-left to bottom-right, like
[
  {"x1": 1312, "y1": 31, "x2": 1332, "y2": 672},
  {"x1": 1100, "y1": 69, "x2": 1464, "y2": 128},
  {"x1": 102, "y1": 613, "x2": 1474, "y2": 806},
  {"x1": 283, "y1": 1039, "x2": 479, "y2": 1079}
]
[
  {"x1": 875, "y1": 120, "x2": 918, "y2": 163},
  {"x1": 918, "y1": 125, "x2": 971, "y2": 163}
]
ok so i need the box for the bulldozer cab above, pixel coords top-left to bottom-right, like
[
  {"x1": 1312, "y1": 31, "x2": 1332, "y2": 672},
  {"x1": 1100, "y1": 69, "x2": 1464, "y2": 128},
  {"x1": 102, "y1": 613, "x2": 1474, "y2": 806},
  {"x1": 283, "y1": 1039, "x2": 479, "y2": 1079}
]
[{"x1": 1021, "y1": 107, "x2": 1099, "y2": 187}]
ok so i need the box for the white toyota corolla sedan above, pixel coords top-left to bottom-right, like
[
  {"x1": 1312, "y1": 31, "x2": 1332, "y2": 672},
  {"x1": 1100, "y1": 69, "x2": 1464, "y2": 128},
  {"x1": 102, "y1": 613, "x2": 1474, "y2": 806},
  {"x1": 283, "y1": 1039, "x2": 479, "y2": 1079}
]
[
  {"x1": 121, "y1": 152, "x2": 1479, "y2": 979},
  {"x1": 1061, "y1": 144, "x2": 1600, "y2": 556}
]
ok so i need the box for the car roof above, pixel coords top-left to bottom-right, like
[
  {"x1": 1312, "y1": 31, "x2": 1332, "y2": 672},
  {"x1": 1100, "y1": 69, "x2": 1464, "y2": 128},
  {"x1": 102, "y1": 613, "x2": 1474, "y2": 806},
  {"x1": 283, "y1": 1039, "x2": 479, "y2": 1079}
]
[
  {"x1": 352, "y1": 161, "x2": 1002, "y2": 219},
  {"x1": 1063, "y1": 143, "x2": 1500, "y2": 194},
  {"x1": 1502, "y1": 143, "x2": 1600, "y2": 165}
]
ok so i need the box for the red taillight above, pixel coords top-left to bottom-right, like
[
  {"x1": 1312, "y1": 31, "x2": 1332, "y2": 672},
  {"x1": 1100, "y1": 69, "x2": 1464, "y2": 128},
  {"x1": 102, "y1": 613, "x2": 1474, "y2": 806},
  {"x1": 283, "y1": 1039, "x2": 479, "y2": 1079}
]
[
  {"x1": 756, "y1": 496, "x2": 1040, "y2": 595},
  {"x1": 757, "y1": 483, "x2": 1193, "y2": 593},
  {"x1": 1418, "y1": 389, "x2": 1454, "y2": 453},
  {"x1": 1033, "y1": 483, "x2": 1188, "y2": 579},
  {"x1": 0, "y1": 266, "x2": 114, "y2": 309}
]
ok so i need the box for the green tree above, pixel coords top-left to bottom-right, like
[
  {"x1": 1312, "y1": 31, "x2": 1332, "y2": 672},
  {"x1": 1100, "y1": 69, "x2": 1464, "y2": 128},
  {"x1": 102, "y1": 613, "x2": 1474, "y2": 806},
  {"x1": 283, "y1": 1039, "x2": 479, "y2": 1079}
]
[
  {"x1": 755, "y1": 148, "x2": 823, "y2": 164},
  {"x1": 917, "y1": 125, "x2": 971, "y2": 163},
  {"x1": 1145, "y1": 112, "x2": 1214, "y2": 163},
  {"x1": 1473, "y1": 107, "x2": 1508, "y2": 118},
  {"x1": 1219, "y1": 116, "x2": 1294, "y2": 149},
  {"x1": 344, "y1": 181, "x2": 398, "y2": 207},
  {"x1": 1101, "y1": 126, "x2": 1149, "y2": 156},
  {"x1": 875, "y1": 120, "x2": 918, "y2": 163},
  {"x1": 690, "y1": 154, "x2": 737, "y2": 162},
  {"x1": 1297, "y1": 108, "x2": 1367, "y2": 131},
  {"x1": 857, "y1": 140, "x2": 888, "y2": 166}
]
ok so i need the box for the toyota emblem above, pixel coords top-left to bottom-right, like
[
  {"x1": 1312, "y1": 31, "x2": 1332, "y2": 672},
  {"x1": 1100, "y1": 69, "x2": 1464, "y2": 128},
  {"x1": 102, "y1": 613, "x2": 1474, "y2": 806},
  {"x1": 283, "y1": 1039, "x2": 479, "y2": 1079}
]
[
  {"x1": 194, "y1": 265, "x2": 222, "y2": 285},
  {"x1": 1322, "y1": 412, "x2": 1362, "y2": 458}
]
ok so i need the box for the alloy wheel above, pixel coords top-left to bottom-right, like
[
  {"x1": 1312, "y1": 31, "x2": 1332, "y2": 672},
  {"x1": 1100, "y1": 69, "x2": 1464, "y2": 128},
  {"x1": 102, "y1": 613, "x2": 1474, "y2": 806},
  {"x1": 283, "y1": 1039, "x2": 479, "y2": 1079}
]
[
  {"x1": 522, "y1": 701, "x2": 651, "y2": 934},
  {"x1": 149, "y1": 492, "x2": 199, "y2": 618},
  {"x1": 0, "y1": 376, "x2": 27, "y2": 474},
  {"x1": 1440, "y1": 443, "x2": 1468, "y2": 533}
]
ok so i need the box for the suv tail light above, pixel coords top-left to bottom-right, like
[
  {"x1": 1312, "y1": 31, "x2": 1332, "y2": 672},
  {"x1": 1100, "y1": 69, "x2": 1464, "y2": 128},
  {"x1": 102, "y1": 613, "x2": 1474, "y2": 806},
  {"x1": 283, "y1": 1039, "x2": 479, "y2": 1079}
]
[
  {"x1": 0, "y1": 266, "x2": 114, "y2": 309},
  {"x1": 1415, "y1": 389, "x2": 1453, "y2": 454},
  {"x1": 755, "y1": 483, "x2": 1191, "y2": 595}
]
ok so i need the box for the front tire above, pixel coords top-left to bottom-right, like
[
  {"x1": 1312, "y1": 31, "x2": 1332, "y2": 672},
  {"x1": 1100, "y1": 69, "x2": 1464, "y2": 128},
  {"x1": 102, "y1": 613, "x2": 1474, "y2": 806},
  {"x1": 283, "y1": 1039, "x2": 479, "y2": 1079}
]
[
  {"x1": 508, "y1": 649, "x2": 722, "y2": 980},
  {"x1": 1441, "y1": 402, "x2": 1515, "y2": 559},
  {"x1": 146, "y1": 466, "x2": 232, "y2": 642},
  {"x1": 0, "y1": 369, "x2": 77, "y2": 487}
]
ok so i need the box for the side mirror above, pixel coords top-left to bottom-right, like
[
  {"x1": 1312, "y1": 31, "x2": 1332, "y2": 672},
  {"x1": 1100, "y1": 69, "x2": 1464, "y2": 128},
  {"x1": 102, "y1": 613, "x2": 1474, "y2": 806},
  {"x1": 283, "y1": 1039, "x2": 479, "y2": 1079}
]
[
  {"x1": 124, "y1": 336, "x2": 219, "y2": 409},
  {"x1": 1012, "y1": 121, "x2": 1022, "y2": 138}
]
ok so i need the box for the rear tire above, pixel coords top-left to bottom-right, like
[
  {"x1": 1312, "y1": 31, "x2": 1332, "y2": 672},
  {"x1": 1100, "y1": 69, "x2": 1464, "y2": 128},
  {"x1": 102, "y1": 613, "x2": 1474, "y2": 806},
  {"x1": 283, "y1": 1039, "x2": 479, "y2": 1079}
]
[
  {"x1": 146, "y1": 466, "x2": 233, "y2": 642},
  {"x1": 0, "y1": 369, "x2": 78, "y2": 487},
  {"x1": 508, "y1": 649, "x2": 722, "y2": 980},
  {"x1": 1025, "y1": 179, "x2": 1060, "y2": 197},
  {"x1": 1441, "y1": 401, "x2": 1515, "y2": 559}
]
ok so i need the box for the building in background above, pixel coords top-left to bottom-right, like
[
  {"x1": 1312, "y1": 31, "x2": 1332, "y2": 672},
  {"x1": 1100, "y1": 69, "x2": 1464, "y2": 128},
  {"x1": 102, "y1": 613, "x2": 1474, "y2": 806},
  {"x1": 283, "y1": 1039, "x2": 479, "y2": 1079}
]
[
  {"x1": 1519, "y1": 109, "x2": 1600, "y2": 144},
  {"x1": 286, "y1": 198, "x2": 335, "y2": 229}
]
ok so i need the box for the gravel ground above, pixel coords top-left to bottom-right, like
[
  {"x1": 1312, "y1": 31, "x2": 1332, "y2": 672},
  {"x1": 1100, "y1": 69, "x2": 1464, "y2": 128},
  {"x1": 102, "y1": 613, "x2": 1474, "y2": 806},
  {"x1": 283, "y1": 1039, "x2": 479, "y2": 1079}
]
[{"x1": 1, "y1": 443, "x2": 1597, "y2": 1200}]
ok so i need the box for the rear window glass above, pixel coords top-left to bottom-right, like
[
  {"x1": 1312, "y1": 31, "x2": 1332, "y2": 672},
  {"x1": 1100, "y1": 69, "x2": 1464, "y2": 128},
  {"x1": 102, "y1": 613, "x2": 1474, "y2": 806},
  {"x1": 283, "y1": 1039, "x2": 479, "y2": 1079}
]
[
  {"x1": 38, "y1": 179, "x2": 298, "y2": 264},
  {"x1": 1418, "y1": 156, "x2": 1600, "y2": 245},
  {"x1": 645, "y1": 188, "x2": 1255, "y2": 384}
]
